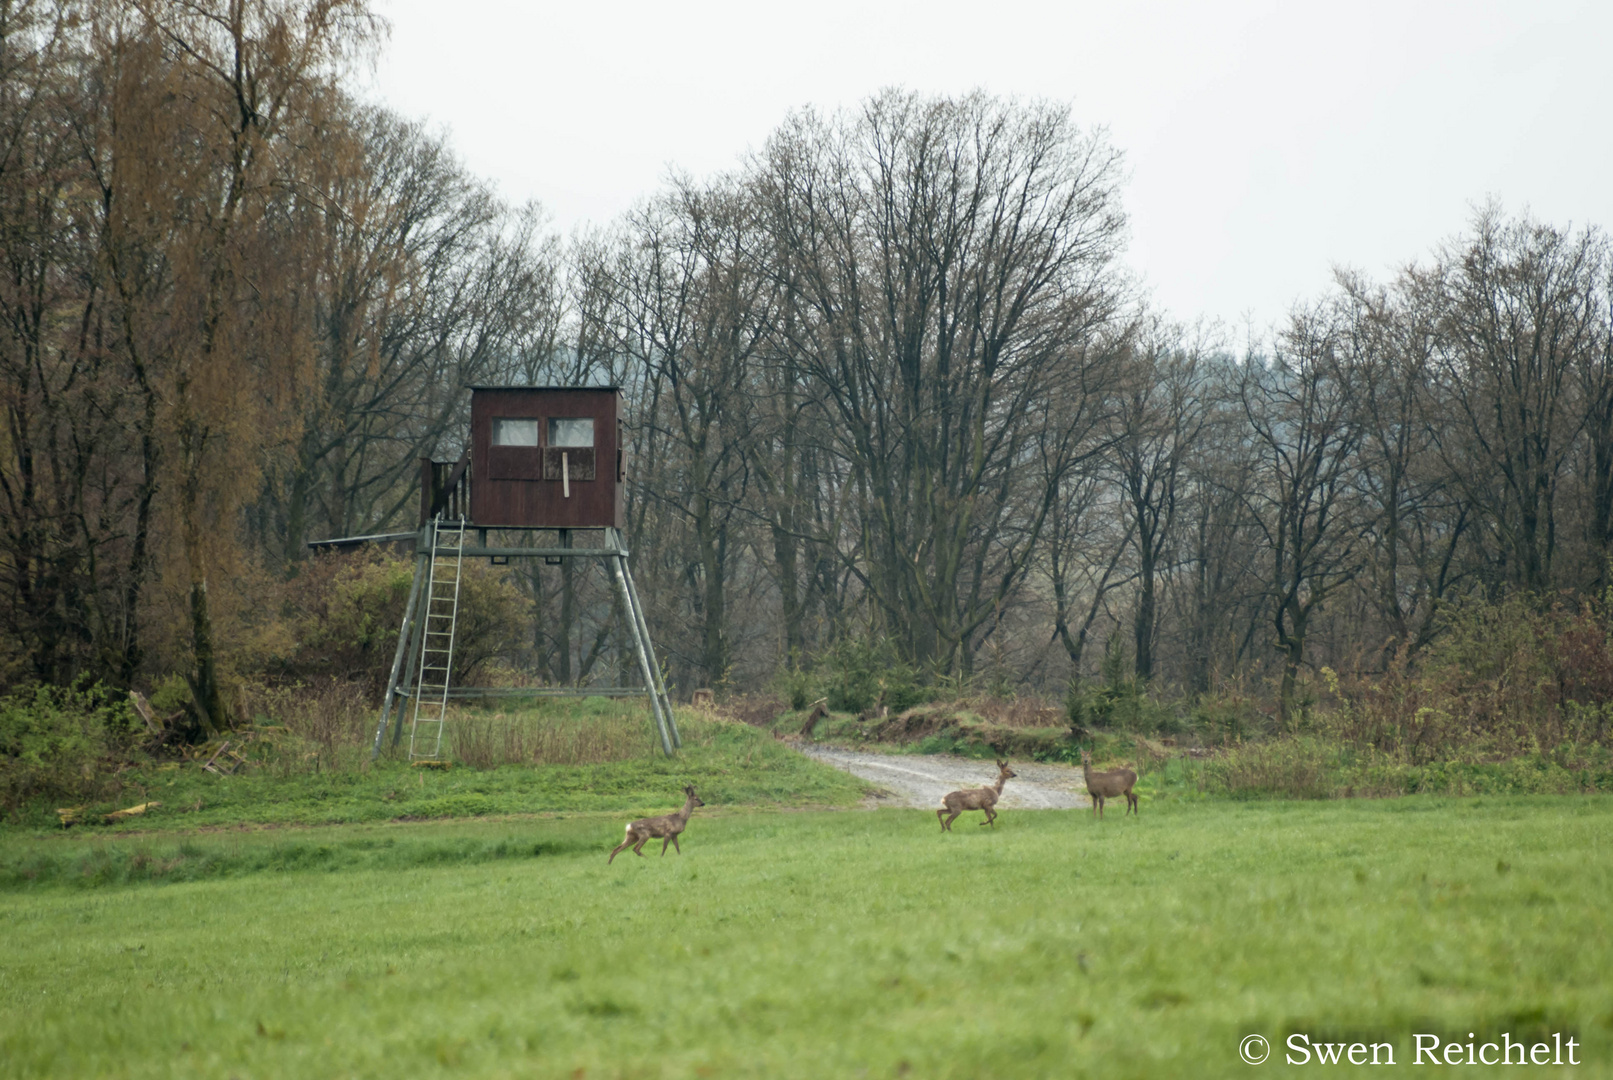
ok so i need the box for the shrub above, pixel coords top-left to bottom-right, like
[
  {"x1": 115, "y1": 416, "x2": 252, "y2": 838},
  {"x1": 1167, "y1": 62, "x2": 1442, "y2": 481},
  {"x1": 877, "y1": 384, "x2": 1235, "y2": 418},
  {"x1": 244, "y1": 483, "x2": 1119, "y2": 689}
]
[
  {"x1": 1189, "y1": 690, "x2": 1263, "y2": 743},
  {"x1": 882, "y1": 666, "x2": 927, "y2": 713},
  {"x1": 820, "y1": 637, "x2": 883, "y2": 714},
  {"x1": 280, "y1": 549, "x2": 529, "y2": 691},
  {"x1": 1066, "y1": 676, "x2": 1186, "y2": 737},
  {"x1": 0, "y1": 683, "x2": 136, "y2": 812},
  {"x1": 1332, "y1": 595, "x2": 1613, "y2": 762},
  {"x1": 774, "y1": 665, "x2": 814, "y2": 711}
]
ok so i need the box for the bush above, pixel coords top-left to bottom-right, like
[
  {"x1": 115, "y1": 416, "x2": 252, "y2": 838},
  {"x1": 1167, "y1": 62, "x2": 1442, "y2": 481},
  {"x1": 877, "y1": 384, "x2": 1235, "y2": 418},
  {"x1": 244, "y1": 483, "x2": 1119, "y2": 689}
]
[
  {"x1": 774, "y1": 664, "x2": 814, "y2": 711},
  {"x1": 1331, "y1": 595, "x2": 1613, "y2": 762},
  {"x1": 280, "y1": 549, "x2": 529, "y2": 691},
  {"x1": 1066, "y1": 677, "x2": 1186, "y2": 737},
  {"x1": 0, "y1": 683, "x2": 136, "y2": 812},
  {"x1": 1189, "y1": 689, "x2": 1265, "y2": 744},
  {"x1": 882, "y1": 666, "x2": 927, "y2": 713},
  {"x1": 820, "y1": 637, "x2": 881, "y2": 713}
]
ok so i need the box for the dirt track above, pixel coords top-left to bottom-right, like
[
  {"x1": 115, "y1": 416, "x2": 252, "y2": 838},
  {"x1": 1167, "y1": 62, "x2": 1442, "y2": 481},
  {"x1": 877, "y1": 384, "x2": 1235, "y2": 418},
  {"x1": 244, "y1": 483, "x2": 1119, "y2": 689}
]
[{"x1": 797, "y1": 745, "x2": 1089, "y2": 810}]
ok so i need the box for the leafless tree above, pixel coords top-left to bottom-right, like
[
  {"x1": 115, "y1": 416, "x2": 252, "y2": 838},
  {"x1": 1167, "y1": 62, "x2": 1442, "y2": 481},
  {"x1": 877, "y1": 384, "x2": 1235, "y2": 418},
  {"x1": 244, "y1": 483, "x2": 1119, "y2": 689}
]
[
  {"x1": 1420, "y1": 208, "x2": 1605, "y2": 593},
  {"x1": 1241, "y1": 309, "x2": 1368, "y2": 723},
  {"x1": 1112, "y1": 319, "x2": 1213, "y2": 682},
  {"x1": 754, "y1": 91, "x2": 1128, "y2": 674}
]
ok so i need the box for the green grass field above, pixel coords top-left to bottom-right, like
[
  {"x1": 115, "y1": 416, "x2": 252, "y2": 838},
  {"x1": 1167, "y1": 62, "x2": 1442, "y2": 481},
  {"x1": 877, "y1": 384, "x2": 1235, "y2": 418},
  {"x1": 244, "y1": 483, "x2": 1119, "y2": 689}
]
[
  {"x1": 3, "y1": 796, "x2": 1609, "y2": 1078},
  {"x1": 1, "y1": 712, "x2": 869, "y2": 836}
]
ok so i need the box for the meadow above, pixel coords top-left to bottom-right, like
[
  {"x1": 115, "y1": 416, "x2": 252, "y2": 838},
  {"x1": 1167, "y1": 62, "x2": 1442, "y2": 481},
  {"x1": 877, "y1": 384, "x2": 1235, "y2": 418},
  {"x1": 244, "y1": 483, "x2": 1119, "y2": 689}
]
[
  {"x1": 2, "y1": 796, "x2": 1609, "y2": 1078},
  {"x1": 0, "y1": 707, "x2": 869, "y2": 836}
]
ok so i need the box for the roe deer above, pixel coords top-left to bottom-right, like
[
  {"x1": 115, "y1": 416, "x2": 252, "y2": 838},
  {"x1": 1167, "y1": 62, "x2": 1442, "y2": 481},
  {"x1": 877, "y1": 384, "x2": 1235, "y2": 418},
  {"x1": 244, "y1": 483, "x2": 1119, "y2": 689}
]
[
  {"x1": 608, "y1": 785, "x2": 705, "y2": 862},
  {"x1": 937, "y1": 760, "x2": 1016, "y2": 831},
  {"x1": 1080, "y1": 749, "x2": 1137, "y2": 819}
]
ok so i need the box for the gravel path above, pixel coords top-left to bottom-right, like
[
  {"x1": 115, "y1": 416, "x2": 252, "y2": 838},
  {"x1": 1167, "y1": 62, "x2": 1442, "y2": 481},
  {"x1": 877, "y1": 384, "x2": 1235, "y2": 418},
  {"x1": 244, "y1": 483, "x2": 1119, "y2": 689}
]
[{"x1": 798, "y1": 745, "x2": 1089, "y2": 810}]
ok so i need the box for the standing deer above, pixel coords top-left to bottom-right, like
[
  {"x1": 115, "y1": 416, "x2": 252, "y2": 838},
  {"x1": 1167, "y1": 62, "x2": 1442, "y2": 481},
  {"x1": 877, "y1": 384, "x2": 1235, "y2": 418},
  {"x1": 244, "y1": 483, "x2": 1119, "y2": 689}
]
[
  {"x1": 608, "y1": 785, "x2": 705, "y2": 862},
  {"x1": 1080, "y1": 749, "x2": 1138, "y2": 819},
  {"x1": 937, "y1": 760, "x2": 1016, "y2": 831}
]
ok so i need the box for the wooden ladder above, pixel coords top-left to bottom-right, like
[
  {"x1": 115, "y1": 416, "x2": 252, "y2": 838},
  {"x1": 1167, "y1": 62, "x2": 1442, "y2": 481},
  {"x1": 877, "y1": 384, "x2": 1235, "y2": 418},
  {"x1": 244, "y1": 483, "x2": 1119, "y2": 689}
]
[{"x1": 408, "y1": 516, "x2": 468, "y2": 761}]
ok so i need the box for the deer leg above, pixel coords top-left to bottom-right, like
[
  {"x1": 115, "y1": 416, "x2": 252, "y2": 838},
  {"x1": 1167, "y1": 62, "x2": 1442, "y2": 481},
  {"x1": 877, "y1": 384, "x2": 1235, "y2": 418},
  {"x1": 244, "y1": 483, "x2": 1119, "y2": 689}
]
[
  {"x1": 1094, "y1": 795, "x2": 1105, "y2": 820},
  {"x1": 633, "y1": 836, "x2": 649, "y2": 856},
  {"x1": 936, "y1": 808, "x2": 948, "y2": 831},
  {"x1": 1127, "y1": 791, "x2": 1138, "y2": 815},
  {"x1": 941, "y1": 810, "x2": 960, "y2": 832},
  {"x1": 660, "y1": 836, "x2": 672, "y2": 856},
  {"x1": 671, "y1": 834, "x2": 682, "y2": 855},
  {"x1": 609, "y1": 828, "x2": 637, "y2": 863},
  {"x1": 979, "y1": 807, "x2": 996, "y2": 827}
]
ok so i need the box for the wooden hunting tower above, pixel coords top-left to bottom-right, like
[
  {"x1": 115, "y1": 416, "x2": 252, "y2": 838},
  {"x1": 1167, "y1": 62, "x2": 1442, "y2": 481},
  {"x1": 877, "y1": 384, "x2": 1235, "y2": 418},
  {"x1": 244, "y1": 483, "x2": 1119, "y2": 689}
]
[
  {"x1": 470, "y1": 386, "x2": 625, "y2": 529},
  {"x1": 310, "y1": 385, "x2": 678, "y2": 762}
]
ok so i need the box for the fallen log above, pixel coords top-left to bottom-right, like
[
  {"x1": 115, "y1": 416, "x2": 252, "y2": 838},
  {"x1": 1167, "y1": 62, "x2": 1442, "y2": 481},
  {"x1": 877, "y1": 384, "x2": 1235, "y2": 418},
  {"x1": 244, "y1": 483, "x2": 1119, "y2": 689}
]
[{"x1": 104, "y1": 801, "x2": 161, "y2": 825}]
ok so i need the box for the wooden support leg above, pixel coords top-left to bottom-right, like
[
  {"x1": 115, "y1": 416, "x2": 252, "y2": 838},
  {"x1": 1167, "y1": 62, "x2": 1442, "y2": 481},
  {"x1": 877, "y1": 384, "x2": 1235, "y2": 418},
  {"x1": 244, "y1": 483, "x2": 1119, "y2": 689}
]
[{"x1": 373, "y1": 541, "x2": 430, "y2": 759}]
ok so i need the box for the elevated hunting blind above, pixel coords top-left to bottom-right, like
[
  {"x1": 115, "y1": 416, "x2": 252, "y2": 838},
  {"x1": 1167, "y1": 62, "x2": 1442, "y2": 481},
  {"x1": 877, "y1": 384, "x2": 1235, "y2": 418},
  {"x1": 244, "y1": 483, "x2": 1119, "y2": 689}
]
[
  {"x1": 310, "y1": 386, "x2": 678, "y2": 761},
  {"x1": 470, "y1": 385, "x2": 625, "y2": 529}
]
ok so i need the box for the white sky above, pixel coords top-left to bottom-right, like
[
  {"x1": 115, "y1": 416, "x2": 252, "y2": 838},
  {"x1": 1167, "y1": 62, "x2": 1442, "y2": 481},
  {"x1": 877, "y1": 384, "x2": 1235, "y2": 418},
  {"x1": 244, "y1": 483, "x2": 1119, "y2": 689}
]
[{"x1": 366, "y1": 0, "x2": 1612, "y2": 336}]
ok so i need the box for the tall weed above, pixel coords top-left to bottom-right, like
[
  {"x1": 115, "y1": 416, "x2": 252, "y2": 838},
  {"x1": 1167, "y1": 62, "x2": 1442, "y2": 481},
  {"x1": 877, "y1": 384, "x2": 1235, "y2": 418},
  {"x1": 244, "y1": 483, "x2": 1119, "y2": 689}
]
[
  {"x1": 450, "y1": 700, "x2": 654, "y2": 767},
  {"x1": 1198, "y1": 737, "x2": 1342, "y2": 800}
]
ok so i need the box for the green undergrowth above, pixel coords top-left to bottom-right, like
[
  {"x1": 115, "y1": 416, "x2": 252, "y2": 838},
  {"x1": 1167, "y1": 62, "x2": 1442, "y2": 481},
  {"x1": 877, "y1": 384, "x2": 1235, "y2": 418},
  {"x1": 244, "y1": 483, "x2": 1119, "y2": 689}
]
[
  {"x1": 1195, "y1": 736, "x2": 1613, "y2": 799},
  {"x1": 0, "y1": 817, "x2": 614, "y2": 890},
  {"x1": 2, "y1": 712, "x2": 869, "y2": 834},
  {"x1": 2, "y1": 799, "x2": 1609, "y2": 1078}
]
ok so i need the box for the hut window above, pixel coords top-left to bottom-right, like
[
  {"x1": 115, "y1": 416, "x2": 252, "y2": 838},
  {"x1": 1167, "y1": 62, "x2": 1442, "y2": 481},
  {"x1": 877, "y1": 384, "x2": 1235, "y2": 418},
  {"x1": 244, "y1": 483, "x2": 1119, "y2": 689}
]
[
  {"x1": 492, "y1": 418, "x2": 539, "y2": 446},
  {"x1": 548, "y1": 418, "x2": 594, "y2": 448}
]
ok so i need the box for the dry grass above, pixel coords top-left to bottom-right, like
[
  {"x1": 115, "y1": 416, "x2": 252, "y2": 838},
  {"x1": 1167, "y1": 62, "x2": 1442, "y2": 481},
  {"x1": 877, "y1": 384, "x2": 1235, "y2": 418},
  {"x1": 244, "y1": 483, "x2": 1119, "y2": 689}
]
[
  {"x1": 968, "y1": 695, "x2": 1065, "y2": 729},
  {"x1": 449, "y1": 701, "x2": 656, "y2": 767},
  {"x1": 234, "y1": 684, "x2": 671, "y2": 771}
]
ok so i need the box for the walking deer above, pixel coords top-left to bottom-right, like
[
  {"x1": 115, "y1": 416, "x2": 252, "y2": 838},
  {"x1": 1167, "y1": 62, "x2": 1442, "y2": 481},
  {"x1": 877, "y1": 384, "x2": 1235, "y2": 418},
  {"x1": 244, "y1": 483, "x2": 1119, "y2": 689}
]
[
  {"x1": 607, "y1": 785, "x2": 705, "y2": 862},
  {"x1": 937, "y1": 760, "x2": 1016, "y2": 831},
  {"x1": 1080, "y1": 749, "x2": 1137, "y2": 819}
]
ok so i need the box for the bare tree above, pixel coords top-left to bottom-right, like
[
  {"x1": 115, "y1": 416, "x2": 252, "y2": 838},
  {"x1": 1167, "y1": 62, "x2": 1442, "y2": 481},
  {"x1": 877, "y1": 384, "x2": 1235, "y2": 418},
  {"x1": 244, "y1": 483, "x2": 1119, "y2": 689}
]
[
  {"x1": 1242, "y1": 310, "x2": 1368, "y2": 723},
  {"x1": 594, "y1": 176, "x2": 773, "y2": 689},
  {"x1": 1112, "y1": 319, "x2": 1212, "y2": 682},
  {"x1": 1421, "y1": 208, "x2": 1605, "y2": 593},
  {"x1": 263, "y1": 108, "x2": 562, "y2": 559},
  {"x1": 755, "y1": 91, "x2": 1128, "y2": 674},
  {"x1": 1334, "y1": 270, "x2": 1474, "y2": 660}
]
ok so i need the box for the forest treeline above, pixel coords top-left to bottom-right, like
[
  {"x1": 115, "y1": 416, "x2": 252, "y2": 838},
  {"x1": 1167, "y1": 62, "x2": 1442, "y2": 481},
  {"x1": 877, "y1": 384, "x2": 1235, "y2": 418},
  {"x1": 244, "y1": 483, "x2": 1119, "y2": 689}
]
[{"x1": 4, "y1": 0, "x2": 1613, "y2": 731}]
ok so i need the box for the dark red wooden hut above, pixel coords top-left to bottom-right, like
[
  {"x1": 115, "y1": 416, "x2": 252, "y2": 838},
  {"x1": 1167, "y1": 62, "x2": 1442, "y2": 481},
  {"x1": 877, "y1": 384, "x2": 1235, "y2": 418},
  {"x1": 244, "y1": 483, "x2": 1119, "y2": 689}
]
[{"x1": 468, "y1": 386, "x2": 624, "y2": 529}]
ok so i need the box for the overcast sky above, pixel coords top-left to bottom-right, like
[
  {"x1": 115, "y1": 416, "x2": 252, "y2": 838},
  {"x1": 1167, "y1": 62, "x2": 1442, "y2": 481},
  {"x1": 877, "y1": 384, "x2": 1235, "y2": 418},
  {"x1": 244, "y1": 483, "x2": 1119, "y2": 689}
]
[{"x1": 365, "y1": 0, "x2": 1612, "y2": 336}]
